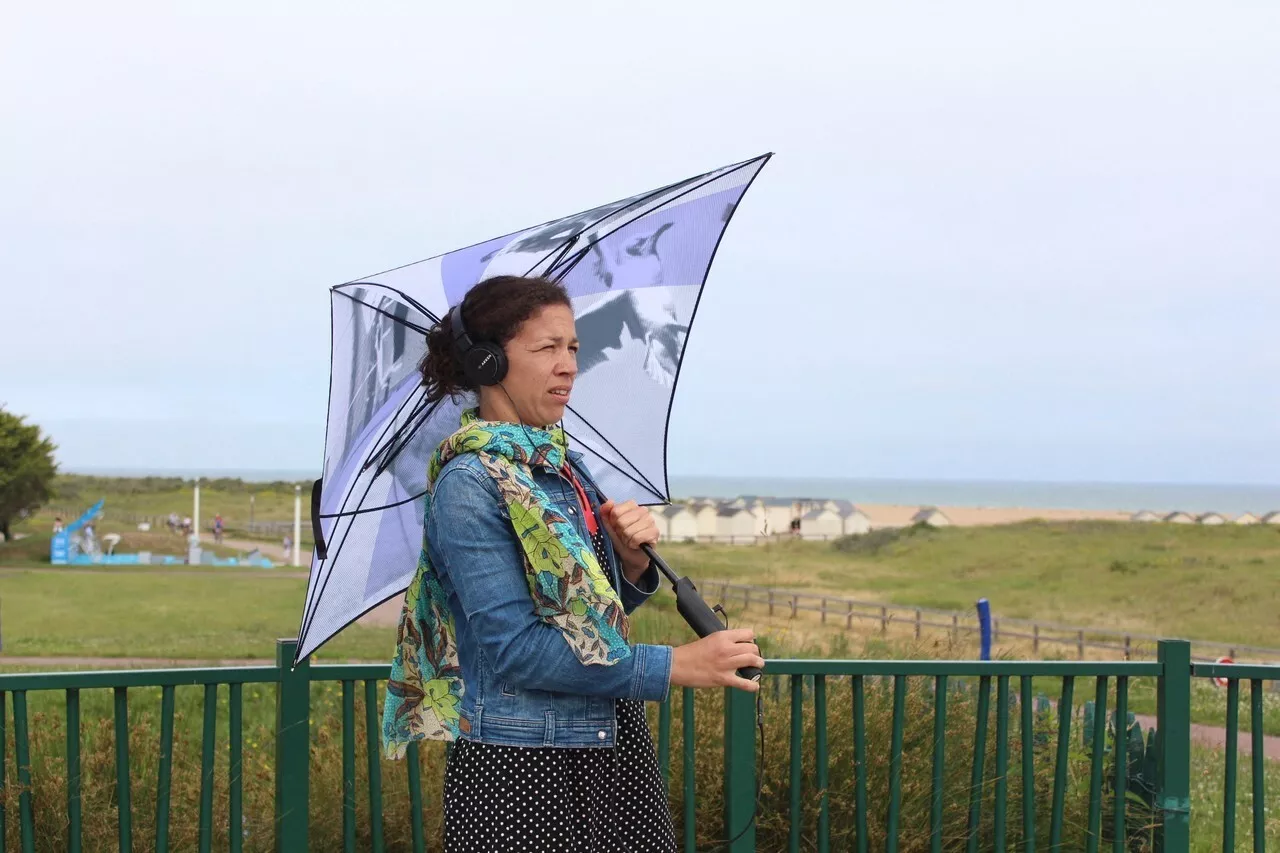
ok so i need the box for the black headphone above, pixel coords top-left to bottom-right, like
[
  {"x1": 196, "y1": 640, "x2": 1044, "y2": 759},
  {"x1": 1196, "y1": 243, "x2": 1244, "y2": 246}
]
[{"x1": 449, "y1": 300, "x2": 508, "y2": 387}]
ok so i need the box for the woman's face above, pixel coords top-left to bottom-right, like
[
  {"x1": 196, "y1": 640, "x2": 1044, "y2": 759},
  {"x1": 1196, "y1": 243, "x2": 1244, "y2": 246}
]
[{"x1": 487, "y1": 303, "x2": 578, "y2": 427}]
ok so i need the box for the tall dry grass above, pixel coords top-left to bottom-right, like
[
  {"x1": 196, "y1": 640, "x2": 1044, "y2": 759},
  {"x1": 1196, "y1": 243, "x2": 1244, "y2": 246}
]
[{"x1": 2, "y1": 660, "x2": 1149, "y2": 852}]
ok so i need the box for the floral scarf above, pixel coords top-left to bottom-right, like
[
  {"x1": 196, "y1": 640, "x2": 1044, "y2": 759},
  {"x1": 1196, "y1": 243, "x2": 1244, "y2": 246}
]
[{"x1": 381, "y1": 409, "x2": 631, "y2": 757}]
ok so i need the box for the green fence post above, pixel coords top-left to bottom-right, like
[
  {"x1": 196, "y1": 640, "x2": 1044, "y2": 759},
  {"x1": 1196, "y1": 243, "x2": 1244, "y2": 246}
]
[
  {"x1": 724, "y1": 686, "x2": 758, "y2": 853},
  {"x1": 275, "y1": 639, "x2": 311, "y2": 853},
  {"x1": 1155, "y1": 640, "x2": 1190, "y2": 853}
]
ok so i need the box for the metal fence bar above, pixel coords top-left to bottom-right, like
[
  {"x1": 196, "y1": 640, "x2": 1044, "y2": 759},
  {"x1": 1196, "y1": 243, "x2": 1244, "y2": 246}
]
[
  {"x1": 1223, "y1": 679, "x2": 1239, "y2": 853},
  {"x1": 814, "y1": 675, "x2": 829, "y2": 853},
  {"x1": 1021, "y1": 675, "x2": 1036, "y2": 853},
  {"x1": 844, "y1": 674, "x2": 864, "y2": 853},
  {"x1": 659, "y1": 695, "x2": 672, "y2": 786},
  {"x1": 156, "y1": 684, "x2": 176, "y2": 853},
  {"x1": 788, "y1": 675, "x2": 803, "y2": 853},
  {"x1": 342, "y1": 680, "x2": 356, "y2": 853},
  {"x1": 1114, "y1": 676, "x2": 1128, "y2": 853},
  {"x1": 1049, "y1": 675, "x2": 1075, "y2": 848},
  {"x1": 993, "y1": 676, "x2": 1010, "y2": 852},
  {"x1": 1156, "y1": 640, "x2": 1192, "y2": 852},
  {"x1": 886, "y1": 675, "x2": 906, "y2": 851},
  {"x1": 724, "y1": 687, "x2": 757, "y2": 853},
  {"x1": 199, "y1": 684, "x2": 217, "y2": 853},
  {"x1": 66, "y1": 688, "x2": 82, "y2": 853},
  {"x1": 274, "y1": 640, "x2": 310, "y2": 852},
  {"x1": 929, "y1": 675, "x2": 947, "y2": 853},
  {"x1": 364, "y1": 680, "x2": 385, "y2": 853},
  {"x1": 407, "y1": 741, "x2": 425, "y2": 853},
  {"x1": 1086, "y1": 677, "x2": 1108, "y2": 853},
  {"x1": 230, "y1": 682, "x2": 244, "y2": 853},
  {"x1": 0, "y1": 692, "x2": 6, "y2": 850},
  {"x1": 113, "y1": 687, "x2": 132, "y2": 853},
  {"x1": 965, "y1": 676, "x2": 991, "y2": 853},
  {"x1": 1250, "y1": 680, "x2": 1265, "y2": 853},
  {"x1": 682, "y1": 687, "x2": 696, "y2": 853},
  {"x1": 14, "y1": 690, "x2": 35, "y2": 853}
]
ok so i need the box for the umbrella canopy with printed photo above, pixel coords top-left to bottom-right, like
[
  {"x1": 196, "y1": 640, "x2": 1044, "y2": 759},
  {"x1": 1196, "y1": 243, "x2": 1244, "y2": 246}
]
[{"x1": 295, "y1": 154, "x2": 771, "y2": 663}]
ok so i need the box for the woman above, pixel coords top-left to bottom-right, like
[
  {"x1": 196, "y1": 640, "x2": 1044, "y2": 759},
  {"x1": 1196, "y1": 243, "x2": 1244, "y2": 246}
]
[{"x1": 383, "y1": 274, "x2": 763, "y2": 852}]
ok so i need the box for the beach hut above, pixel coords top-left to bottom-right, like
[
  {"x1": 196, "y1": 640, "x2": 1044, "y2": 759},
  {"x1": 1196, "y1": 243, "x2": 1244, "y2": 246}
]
[
  {"x1": 647, "y1": 506, "x2": 670, "y2": 539},
  {"x1": 1130, "y1": 510, "x2": 1162, "y2": 523},
  {"x1": 912, "y1": 507, "x2": 951, "y2": 527},
  {"x1": 665, "y1": 505, "x2": 700, "y2": 541},
  {"x1": 1262, "y1": 512, "x2": 1280, "y2": 525},
  {"x1": 752, "y1": 498, "x2": 795, "y2": 537},
  {"x1": 1234, "y1": 512, "x2": 1260, "y2": 525},
  {"x1": 1163, "y1": 511, "x2": 1195, "y2": 524},
  {"x1": 800, "y1": 507, "x2": 843, "y2": 540},
  {"x1": 829, "y1": 500, "x2": 872, "y2": 535},
  {"x1": 716, "y1": 506, "x2": 759, "y2": 541},
  {"x1": 693, "y1": 501, "x2": 720, "y2": 539},
  {"x1": 1197, "y1": 512, "x2": 1227, "y2": 526}
]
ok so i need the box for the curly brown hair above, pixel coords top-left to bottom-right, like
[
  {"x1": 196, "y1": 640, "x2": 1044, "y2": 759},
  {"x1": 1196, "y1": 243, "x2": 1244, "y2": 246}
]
[{"x1": 420, "y1": 275, "x2": 570, "y2": 403}]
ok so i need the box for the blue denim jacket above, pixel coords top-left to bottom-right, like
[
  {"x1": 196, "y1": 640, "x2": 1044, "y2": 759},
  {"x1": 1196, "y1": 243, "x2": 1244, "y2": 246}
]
[{"x1": 427, "y1": 450, "x2": 671, "y2": 749}]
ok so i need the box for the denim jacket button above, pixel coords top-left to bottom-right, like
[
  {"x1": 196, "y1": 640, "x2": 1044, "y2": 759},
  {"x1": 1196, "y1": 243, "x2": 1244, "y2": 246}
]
[{"x1": 597, "y1": 730, "x2": 606, "y2": 740}]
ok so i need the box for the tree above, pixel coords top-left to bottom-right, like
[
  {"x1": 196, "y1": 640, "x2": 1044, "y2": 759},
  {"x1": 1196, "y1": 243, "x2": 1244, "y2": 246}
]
[{"x1": 0, "y1": 407, "x2": 58, "y2": 542}]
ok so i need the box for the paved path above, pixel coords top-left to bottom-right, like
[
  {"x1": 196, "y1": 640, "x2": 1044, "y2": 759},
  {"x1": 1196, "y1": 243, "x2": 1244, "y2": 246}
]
[{"x1": 1133, "y1": 713, "x2": 1280, "y2": 761}]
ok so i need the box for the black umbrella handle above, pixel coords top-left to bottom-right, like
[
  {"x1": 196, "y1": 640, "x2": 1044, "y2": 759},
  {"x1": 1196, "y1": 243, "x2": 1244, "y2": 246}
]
[{"x1": 640, "y1": 544, "x2": 763, "y2": 683}]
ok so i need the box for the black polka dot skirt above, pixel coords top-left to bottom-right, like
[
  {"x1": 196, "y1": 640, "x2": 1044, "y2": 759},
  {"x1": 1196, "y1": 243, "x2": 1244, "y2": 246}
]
[
  {"x1": 443, "y1": 699, "x2": 677, "y2": 852},
  {"x1": 442, "y1": 530, "x2": 674, "y2": 852}
]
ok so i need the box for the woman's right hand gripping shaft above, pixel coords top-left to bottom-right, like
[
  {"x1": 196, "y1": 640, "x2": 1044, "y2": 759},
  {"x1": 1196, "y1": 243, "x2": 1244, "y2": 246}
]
[{"x1": 669, "y1": 628, "x2": 764, "y2": 693}]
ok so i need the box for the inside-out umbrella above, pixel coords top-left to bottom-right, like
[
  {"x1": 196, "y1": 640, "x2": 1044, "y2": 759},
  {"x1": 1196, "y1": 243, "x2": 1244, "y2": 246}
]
[{"x1": 295, "y1": 154, "x2": 772, "y2": 666}]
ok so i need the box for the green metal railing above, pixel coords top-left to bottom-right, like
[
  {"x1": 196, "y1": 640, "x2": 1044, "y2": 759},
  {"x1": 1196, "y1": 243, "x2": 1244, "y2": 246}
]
[
  {"x1": 1191, "y1": 661, "x2": 1276, "y2": 853},
  {"x1": 0, "y1": 639, "x2": 1275, "y2": 851}
]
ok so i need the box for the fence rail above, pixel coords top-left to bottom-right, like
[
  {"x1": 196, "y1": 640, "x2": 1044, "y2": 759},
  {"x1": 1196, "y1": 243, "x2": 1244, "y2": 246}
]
[
  {"x1": 1, "y1": 640, "x2": 1275, "y2": 852},
  {"x1": 704, "y1": 579, "x2": 1280, "y2": 665}
]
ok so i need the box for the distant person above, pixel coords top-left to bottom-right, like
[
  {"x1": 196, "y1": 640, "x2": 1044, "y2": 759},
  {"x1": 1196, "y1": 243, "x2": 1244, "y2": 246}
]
[
  {"x1": 282, "y1": 534, "x2": 292, "y2": 560},
  {"x1": 168, "y1": 512, "x2": 179, "y2": 534},
  {"x1": 53, "y1": 516, "x2": 64, "y2": 533},
  {"x1": 182, "y1": 516, "x2": 192, "y2": 535},
  {"x1": 213, "y1": 514, "x2": 224, "y2": 544}
]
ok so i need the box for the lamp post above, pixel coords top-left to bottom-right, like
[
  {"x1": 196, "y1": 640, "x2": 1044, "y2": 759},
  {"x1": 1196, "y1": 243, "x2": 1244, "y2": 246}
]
[
  {"x1": 193, "y1": 479, "x2": 201, "y2": 543},
  {"x1": 293, "y1": 485, "x2": 302, "y2": 568}
]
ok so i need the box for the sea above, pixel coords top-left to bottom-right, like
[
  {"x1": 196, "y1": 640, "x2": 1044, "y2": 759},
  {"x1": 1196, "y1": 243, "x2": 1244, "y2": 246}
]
[{"x1": 71, "y1": 468, "x2": 1280, "y2": 515}]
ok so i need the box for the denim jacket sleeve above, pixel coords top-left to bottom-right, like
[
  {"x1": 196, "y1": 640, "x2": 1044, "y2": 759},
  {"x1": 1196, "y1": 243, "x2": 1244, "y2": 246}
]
[
  {"x1": 619, "y1": 562, "x2": 661, "y2": 614},
  {"x1": 430, "y1": 463, "x2": 672, "y2": 702}
]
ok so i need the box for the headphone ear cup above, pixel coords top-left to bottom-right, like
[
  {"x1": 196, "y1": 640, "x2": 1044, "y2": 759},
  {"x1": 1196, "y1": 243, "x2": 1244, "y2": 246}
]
[{"x1": 464, "y1": 342, "x2": 507, "y2": 386}]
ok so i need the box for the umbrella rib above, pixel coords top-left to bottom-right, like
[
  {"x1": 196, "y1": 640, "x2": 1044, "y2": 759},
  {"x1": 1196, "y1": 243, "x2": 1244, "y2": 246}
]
[
  {"x1": 371, "y1": 397, "x2": 447, "y2": 479},
  {"x1": 335, "y1": 282, "x2": 443, "y2": 326},
  {"x1": 298, "y1": 383, "x2": 426, "y2": 642},
  {"x1": 332, "y1": 288, "x2": 433, "y2": 335},
  {"x1": 550, "y1": 156, "x2": 764, "y2": 281},
  {"x1": 361, "y1": 393, "x2": 433, "y2": 474},
  {"x1": 319, "y1": 486, "x2": 428, "y2": 519},
  {"x1": 562, "y1": 407, "x2": 664, "y2": 501}
]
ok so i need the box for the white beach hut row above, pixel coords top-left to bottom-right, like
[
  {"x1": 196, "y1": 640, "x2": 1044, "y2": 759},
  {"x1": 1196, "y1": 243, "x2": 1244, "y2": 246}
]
[
  {"x1": 645, "y1": 497, "x2": 952, "y2": 543},
  {"x1": 1130, "y1": 510, "x2": 1280, "y2": 525}
]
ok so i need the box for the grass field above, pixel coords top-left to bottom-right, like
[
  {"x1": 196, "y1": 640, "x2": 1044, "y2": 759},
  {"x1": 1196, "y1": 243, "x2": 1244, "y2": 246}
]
[{"x1": 658, "y1": 521, "x2": 1280, "y2": 647}]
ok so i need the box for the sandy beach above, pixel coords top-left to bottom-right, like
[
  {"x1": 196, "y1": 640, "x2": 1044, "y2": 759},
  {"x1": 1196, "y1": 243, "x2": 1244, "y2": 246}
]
[{"x1": 856, "y1": 503, "x2": 1131, "y2": 528}]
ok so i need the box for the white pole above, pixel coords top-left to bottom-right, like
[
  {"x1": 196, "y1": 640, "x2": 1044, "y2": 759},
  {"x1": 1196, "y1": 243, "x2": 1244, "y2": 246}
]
[
  {"x1": 193, "y1": 481, "x2": 201, "y2": 543},
  {"x1": 293, "y1": 485, "x2": 302, "y2": 568}
]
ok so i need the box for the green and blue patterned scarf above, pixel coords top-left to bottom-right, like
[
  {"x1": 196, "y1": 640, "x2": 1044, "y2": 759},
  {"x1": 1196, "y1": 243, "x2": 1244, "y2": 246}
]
[{"x1": 381, "y1": 409, "x2": 631, "y2": 757}]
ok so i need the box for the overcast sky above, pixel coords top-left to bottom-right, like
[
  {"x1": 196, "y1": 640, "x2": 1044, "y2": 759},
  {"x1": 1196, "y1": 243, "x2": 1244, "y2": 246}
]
[{"x1": 2, "y1": 2, "x2": 1277, "y2": 484}]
